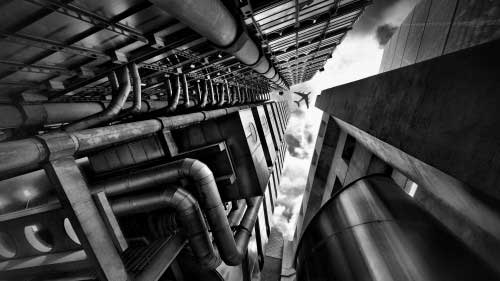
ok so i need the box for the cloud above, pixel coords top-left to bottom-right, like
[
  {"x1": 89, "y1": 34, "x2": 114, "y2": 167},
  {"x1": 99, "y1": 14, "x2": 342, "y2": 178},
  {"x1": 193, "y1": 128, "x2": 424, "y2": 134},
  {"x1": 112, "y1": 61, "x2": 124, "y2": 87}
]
[
  {"x1": 285, "y1": 133, "x2": 308, "y2": 159},
  {"x1": 270, "y1": 0, "x2": 419, "y2": 241},
  {"x1": 352, "y1": 0, "x2": 418, "y2": 36},
  {"x1": 375, "y1": 24, "x2": 398, "y2": 46}
]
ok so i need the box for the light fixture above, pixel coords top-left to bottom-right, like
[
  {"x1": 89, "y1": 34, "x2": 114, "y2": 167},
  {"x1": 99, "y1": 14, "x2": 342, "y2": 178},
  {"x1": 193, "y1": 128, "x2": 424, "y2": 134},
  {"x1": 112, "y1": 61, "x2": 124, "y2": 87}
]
[
  {"x1": 217, "y1": 53, "x2": 223, "y2": 58},
  {"x1": 190, "y1": 64, "x2": 195, "y2": 69},
  {"x1": 23, "y1": 190, "x2": 32, "y2": 198}
]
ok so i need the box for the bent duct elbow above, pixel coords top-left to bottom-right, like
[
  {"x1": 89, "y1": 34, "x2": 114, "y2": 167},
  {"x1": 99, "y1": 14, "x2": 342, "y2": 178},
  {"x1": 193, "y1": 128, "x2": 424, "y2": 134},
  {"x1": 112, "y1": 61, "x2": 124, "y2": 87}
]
[
  {"x1": 182, "y1": 74, "x2": 195, "y2": 108},
  {"x1": 167, "y1": 75, "x2": 181, "y2": 112},
  {"x1": 200, "y1": 79, "x2": 209, "y2": 108},
  {"x1": 122, "y1": 63, "x2": 142, "y2": 115},
  {"x1": 95, "y1": 158, "x2": 243, "y2": 266},
  {"x1": 111, "y1": 187, "x2": 221, "y2": 269},
  {"x1": 63, "y1": 67, "x2": 131, "y2": 132}
]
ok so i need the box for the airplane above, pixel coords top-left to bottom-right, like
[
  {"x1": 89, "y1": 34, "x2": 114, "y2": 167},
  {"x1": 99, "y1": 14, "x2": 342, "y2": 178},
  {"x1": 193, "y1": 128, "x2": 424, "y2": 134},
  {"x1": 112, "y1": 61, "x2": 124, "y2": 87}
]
[{"x1": 293, "y1": 91, "x2": 311, "y2": 108}]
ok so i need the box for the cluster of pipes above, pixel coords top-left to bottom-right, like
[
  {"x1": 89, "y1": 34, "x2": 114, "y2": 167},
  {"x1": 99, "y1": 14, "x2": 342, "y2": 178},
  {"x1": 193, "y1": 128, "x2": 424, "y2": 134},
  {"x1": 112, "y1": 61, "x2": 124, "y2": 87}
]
[
  {"x1": 0, "y1": 64, "x2": 270, "y2": 134},
  {"x1": 0, "y1": 0, "x2": 285, "y2": 275},
  {"x1": 161, "y1": 73, "x2": 271, "y2": 112},
  {"x1": 64, "y1": 62, "x2": 270, "y2": 132},
  {"x1": 97, "y1": 158, "x2": 264, "y2": 268},
  {"x1": 0, "y1": 100, "x2": 267, "y2": 273}
]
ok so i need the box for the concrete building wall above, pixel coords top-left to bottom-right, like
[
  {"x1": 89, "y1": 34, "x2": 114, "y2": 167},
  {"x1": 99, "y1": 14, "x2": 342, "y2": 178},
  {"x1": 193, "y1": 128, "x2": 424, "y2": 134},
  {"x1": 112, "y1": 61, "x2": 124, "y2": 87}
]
[
  {"x1": 380, "y1": 0, "x2": 500, "y2": 72},
  {"x1": 293, "y1": 0, "x2": 500, "y2": 276}
]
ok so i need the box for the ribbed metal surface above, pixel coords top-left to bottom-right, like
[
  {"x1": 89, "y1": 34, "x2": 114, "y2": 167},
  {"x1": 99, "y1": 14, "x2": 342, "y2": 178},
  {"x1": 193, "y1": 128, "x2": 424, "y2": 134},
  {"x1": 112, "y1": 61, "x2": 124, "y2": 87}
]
[
  {"x1": 296, "y1": 175, "x2": 499, "y2": 281},
  {"x1": 123, "y1": 239, "x2": 170, "y2": 274}
]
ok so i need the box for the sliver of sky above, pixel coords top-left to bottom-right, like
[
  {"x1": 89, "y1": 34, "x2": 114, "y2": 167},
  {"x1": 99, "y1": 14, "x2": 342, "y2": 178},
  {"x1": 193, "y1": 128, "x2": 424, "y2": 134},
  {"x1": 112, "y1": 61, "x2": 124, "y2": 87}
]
[{"x1": 272, "y1": 0, "x2": 419, "y2": 240}]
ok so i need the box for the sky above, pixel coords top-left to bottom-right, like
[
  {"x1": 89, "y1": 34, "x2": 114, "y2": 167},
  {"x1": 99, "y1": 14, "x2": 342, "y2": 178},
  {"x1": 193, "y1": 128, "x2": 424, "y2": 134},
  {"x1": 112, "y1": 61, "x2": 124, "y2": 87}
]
[{"x1": 272, "y1": 0, "x2": 419, "y2": 240}]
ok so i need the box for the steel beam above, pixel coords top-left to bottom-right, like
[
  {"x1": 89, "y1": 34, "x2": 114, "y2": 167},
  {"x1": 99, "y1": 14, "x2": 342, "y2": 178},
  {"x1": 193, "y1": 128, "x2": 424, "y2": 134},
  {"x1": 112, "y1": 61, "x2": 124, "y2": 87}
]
[
  {"x1": 44, "y1": 157, "x2": 128, "y2": 281},
  {"x1": 25, "y1": 0, "x2": 147, "y2": 43},
  {"x1": 0, "y1": 32, "x2": 109, "y2": 60}
]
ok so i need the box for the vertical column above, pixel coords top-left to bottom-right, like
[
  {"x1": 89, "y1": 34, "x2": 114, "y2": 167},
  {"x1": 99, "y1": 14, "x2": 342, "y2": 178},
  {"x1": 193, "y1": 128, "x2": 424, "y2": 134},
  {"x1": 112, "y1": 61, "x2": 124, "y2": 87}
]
[
  {"x1": 39, "y1": 133, "x2": 128, "y2": 281},
  {"x1": 45, "y1": 158, "x2": 128, "y2": 281}
]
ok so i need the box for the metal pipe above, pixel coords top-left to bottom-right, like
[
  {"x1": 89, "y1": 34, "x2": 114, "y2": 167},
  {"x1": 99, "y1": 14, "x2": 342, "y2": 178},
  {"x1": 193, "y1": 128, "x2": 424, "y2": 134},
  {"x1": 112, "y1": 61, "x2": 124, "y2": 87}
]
[
  {"x1": 167, "y1": 75, "x2": 181, "y2": 112},
  {"x1": 150, "y1": 0, "x2": 288, "y2": 90},
  {"x1": 94, "y1": 158, "x2": 241, "y2": 265},
  {"x1": 108, "y1": 71, "x2": 119, "y2": 92},
  {"x1": 217, "y1": 84, "x2": 225, "y2": 106},
  {"x1": 181, "y1": 74, "x2": 194, "y2": 108},
  {"x1": 236, "y1": 85, "x2": 242, "y2": 105},
  {"x1": 296, "y1": 175, "x2": 500, "y2": 281},
  {"x1": 120, "y1": 63, "x2": 142, "y2": 115},
  {"x1": 0, "y1": 104, "x2": 255, "y2": 179},
  {"x1": 228, "y1": 200, "x2": 247, "y2": 226},
  {"x1": 209, "y1": 79, "x2": 216, "y2": 106},
  {"x1": 225, "y1": 81, "x2": 232, "y2": 105},
  {"x1": 200, "y1": 79, "x2": 209, "y2": 108},
  {"x1": 233, "y1": 196, "x2": 263, "y2": 258},
  {"x1": 0, "y1": 100, "x2": 171, "y2": 130},
  {"x1": 196, "y1": 80, "x2": 202, "y2": 103},
  {"x1": 165, "y1": 76, "x2": 173, "y2": 100},
  {"x1": 230, "y1": 85, "x2": 237, "y2": 105},
  {"x1": 111, "y1": 187, "x2": 221, "y2": 269},
  {"x1": 63, "y1": 67, "x2": 131, "y2": 132}
]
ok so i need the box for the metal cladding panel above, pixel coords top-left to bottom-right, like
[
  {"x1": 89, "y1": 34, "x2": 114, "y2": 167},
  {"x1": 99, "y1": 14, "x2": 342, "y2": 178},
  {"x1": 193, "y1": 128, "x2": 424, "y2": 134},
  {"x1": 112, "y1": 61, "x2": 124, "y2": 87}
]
[
  {"x1": 272, "y1": 103, "x2": 285, "y2": 135},
  {"x1": 270, "y1": 173, "x2": 278, "y2": 199},
  {"x1": 257, "y1": 205, "x2": 269, "y2": 252},
  {"x1": 89, "y1": 136, "x2": 165, "y2": 174},
  {"x1": 281, "y1": 102, "x2": 288, "y2": 131},
  {"x1": 172, "y1": 110, "x2": 269, "y2": 201},
  {"x1": 264, "y1": 103, "x2": 282, "y2": 146},
  {"x1": 238, "y1": 109, "x2": 270, "y2": 194},
  {"x1": 270, "y1": 103, "x2": 284, "y2": 141},
  {"x1": 252, "y1": 106, "x2": 277, "y2": 167},
  {"x1": 266, "y1": 182, "x2": 275, "y2": 213},
  {"x1": 262, "y1": 193, "x2": 272, "y2": 235}
]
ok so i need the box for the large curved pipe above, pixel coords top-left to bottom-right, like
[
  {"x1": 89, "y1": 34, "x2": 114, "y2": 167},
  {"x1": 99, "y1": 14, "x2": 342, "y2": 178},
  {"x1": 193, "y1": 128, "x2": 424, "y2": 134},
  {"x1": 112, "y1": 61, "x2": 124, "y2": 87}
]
[
  {"x1": 63, "y1": 67, "x2": 131, "y2": 132},
  {"x1": 111, "y1": 187, "x2": 221, "y2": 269},
  {"x1": 150, "y1": 0, "x2": 288, "y2": 90},
  {"x1": 94, "y1": 158, "x2": 242, "y2": 265}
]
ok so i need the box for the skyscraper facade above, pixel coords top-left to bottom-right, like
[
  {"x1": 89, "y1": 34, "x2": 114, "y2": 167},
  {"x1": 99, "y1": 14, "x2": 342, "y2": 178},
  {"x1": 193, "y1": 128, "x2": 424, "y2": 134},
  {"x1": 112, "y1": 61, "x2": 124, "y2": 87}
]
[
  {"x1": 294, "y1": 1, "x2": 500, "y2": 280},
  {"x1": 0, "y1": 0, "x2": 367, "y2": 280}
]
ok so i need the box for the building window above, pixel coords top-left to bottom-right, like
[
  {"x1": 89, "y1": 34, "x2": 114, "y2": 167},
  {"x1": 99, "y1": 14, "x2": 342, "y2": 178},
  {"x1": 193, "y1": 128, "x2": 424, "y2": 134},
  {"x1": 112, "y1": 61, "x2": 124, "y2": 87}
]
[
  {"x1": 342, "y1": 134, "x2": 356, "y2": 163},
  {"x1": 404, "y1": 180, "x2": 418, "y2": 197}
]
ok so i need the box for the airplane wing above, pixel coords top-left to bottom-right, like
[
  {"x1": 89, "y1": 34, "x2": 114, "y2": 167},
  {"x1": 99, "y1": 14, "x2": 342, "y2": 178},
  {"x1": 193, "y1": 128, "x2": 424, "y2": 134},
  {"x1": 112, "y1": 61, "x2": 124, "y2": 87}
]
[
  {"x1": 294, "y1": 91, "x2": 306, "y2": 99},
  {"x1": 294, "y1": 100, "x2": 300, "y2": 107},
  {"x1": 305, "y1": 98, "x2": 310, "y2": 109}
]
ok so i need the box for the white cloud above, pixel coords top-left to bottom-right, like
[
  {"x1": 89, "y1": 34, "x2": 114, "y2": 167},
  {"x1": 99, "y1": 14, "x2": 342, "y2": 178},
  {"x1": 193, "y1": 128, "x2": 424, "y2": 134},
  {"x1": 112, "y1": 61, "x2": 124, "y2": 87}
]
[{"x1": 273, "y1": 34, "x2": 384, "y2": 240}]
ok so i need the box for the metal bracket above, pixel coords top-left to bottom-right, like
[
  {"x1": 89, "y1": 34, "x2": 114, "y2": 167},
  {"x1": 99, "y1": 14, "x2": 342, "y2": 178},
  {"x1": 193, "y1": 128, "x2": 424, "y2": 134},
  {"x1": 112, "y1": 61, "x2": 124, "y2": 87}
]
[{"x1": 44, "y1": 157, "x2": 129, "y2": 281}]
